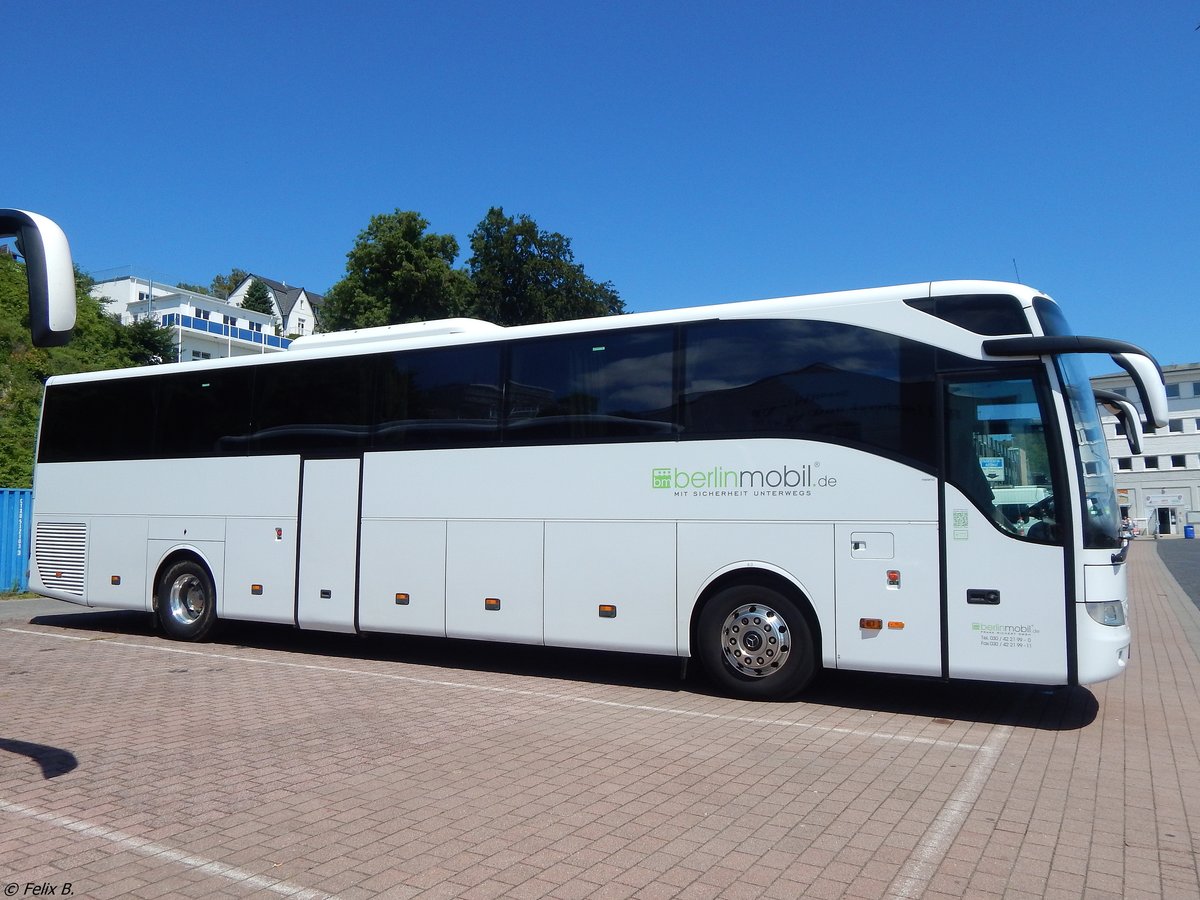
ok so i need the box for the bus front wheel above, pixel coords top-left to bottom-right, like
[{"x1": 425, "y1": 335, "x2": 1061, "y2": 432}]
[
  {"x1": 156, "y1": 560, "x2": 217, "y2": 641},
  {"x1": 698, "y1": 583, "x2": 816, "y2": 700}
]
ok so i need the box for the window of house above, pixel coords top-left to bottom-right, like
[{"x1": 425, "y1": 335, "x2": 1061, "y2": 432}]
[
  {"x1": 298, "y1": 318, "x2": 307, "y2": 334},
  {"x1": 1165, "y1": 383, "x2": 1180, "y2": 398},
  {"x1": 1116, "y1": 457, "x2": 1132, "y2": 471},
  {"x1": 195, "y1": 308, "x2": 210, "y2": 321},
  {"x1": 190, "y1": 350, "x2": 211, "y2": 360},
  {"x1": 1144, "y1": 456, "x2": 1160, "y2": 469},
  {"x1": 223, "y1": 315, "x2": 237, "y2": 327},
  {"x1": 1172, "y1": 455, "x2": 1187, "y2": 468},
  {"x1": 1169, "y1": 419, "x2": 1184, "y2": 433}
]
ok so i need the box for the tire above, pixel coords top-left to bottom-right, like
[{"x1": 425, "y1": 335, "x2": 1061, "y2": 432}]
[
  {"x1": 156, "y1": 559, "x2": 217, "y2": 641},
  {"x1": 697, "y1": 582, "x2": 817, "y2": 700}
]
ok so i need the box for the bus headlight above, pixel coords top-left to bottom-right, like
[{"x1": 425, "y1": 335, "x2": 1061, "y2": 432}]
[{"x1": 1085, "y1": 601, "x2": 1126, "y2": 626}]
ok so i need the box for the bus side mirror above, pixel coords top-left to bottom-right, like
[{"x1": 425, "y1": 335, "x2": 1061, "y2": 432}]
[
  {"x1": 1094, "y1": 389, "x2": 1143, "y2": 455},
  {"x1": 1111, "y1": 351, "x2": 1168, "y2": 431},
  {"x1": 0, "y1": 209, "x2": 77, "y2": 347}
]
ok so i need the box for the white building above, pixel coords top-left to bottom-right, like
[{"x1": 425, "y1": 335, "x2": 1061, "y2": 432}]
[
  {"x1": 225, "y1": 275, "x2": 323, "y2": 339},
  {"x1": 1092, "y1": 362, "x2": 1200, "y2": 537},
  {"x1": 91, "y1": 275, "x2": 293, "y2": 361}
]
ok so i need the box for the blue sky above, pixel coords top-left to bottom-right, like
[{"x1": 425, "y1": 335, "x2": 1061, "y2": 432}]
[{"x1": 8, "y1": 2, "x2": 1199, "y2": 368}]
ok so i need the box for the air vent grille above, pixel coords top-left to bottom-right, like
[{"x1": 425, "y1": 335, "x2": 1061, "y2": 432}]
[{"x1": 35, "y1": 522, "x2": 87, "y2": 596}]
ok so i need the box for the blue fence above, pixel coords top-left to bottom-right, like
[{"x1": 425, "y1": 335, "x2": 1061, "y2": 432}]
[{"x1": 0, "y1": 489, "x2": 32, "y2": 592}]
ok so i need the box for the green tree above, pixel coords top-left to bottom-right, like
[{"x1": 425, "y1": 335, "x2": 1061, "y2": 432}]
[
  {"x1": 118, "y1": 317, "x2": 178, "y2": 366},
  {"x1": 210, "y1": 268, "x2": 249, "y2": 299},
  {"x1": 322, "y1": 210, "x2": 473, "y2": 331},
  {"x1": 175, "y1": 281, "x2": 210, "y2": 295},
  {"x1": 466, "y1": 207, "x2": 623, "y2": 326},
  {"x1": 241, "y1": 279, "x2": 275, "y2": 316},
  {"x1": 0, "y1": 258, "x2": 175, "y2": 486}
]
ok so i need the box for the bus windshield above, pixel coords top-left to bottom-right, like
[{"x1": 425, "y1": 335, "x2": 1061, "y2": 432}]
[
  {"x1": 1058, "y1": 352, "x2": 1122, "y2": 549},
  {"x1": 1032, "y1": 296, "x2": 1122, "y2": 550}
]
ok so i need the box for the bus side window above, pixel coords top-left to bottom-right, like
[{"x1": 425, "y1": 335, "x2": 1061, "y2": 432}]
[
  {"x1": 944, "y1": 378, "x2": 1058, "y2": 542},
  {"x1": 375, "y1": 344, "x2": 502, "y2": 449},
  {"x1": 505, "y1": 328, "x2": 676, "y2": 441},
  {"x1": 251, "y1": 355, "x2": 375, "y2": 454}
]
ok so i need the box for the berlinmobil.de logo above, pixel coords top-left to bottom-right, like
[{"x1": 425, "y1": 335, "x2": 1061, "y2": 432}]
[{"x1": 651, "y1": 464, "x2": 839, "y2": 498}]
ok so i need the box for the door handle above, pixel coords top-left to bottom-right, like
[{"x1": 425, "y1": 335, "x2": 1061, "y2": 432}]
[{"x1": 967, "y1": 589, "x2": 1000, "y2": 605}]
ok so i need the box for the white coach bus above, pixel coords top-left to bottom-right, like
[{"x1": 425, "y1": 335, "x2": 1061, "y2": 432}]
[{"x1": 27, "y1": 273, "x2": 1167, "y2": 699}]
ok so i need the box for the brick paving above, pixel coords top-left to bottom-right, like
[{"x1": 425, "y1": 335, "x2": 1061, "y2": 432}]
[{"x1": 1, "y1": 540, "x2": 1197, "y2": 899}]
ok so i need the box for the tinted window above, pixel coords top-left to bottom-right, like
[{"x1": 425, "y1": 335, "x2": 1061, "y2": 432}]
[
  {"x1": 39, "y1": 376, "x2": 158, "y2": 463},
  {"x1": 682, "y1": 320, "x2": 938, "y2": 466},
  {"x1": 905, "y1": 295, "x2": 1031, "y2": 335},
  {"x1": 506, "y1": 328, "x2": 676, "y2": 440},
  {"x1": 376, "y1": 344, "x2": 502, "y2": 449},
  {"x1": 1032, "y1": 296, "x2": 1071, "y2": 336},
  {"x1": 157, "y1": 367, "x2": 253, "y2": 457},
  {"x1": 251, "y1": 355, "x2": 376, "y2": 454}
]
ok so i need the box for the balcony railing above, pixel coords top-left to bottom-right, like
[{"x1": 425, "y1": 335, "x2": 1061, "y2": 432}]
[{"x1": 161, "y1": 313, "x2": 292, "y2": 350}]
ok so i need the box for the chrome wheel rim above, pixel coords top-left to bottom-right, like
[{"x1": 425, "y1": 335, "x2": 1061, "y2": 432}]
[
  {"x1": 167, "y1": 574, "x2": 207, "y2": 626},
  {"x1": 720, "y1": 601, "x2": 791, "y2": 678}
]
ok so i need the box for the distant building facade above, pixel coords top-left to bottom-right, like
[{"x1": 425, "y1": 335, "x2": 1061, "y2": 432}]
[
  {"x1": 91, "y1": 275, "x2": 299, "y2": 361},
  {"x1": 1092, "y1": 362, "x2": 1200, "y2": 537},
  {"x1": 225, "y1": 275, "x2": 323, "y2": 339}
]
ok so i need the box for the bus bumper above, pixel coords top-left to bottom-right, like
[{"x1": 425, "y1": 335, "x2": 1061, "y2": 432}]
[{"x1": 1075, "y1": 610, "x2": 1131, "y2": 685}]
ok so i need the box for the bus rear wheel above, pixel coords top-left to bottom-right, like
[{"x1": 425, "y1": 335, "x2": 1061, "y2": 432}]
[
  {"x1": 156, "y1": 560, "x2": 217, "y2": 641},
  {"x1": 698, "y1": 583, "x2": 816, "y2": 700}
]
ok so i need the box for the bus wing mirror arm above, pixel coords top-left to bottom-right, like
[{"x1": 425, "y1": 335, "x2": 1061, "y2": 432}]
[
  {"x1": 0, "y1": 208, "x2": 77, "y2": 347},
  {"x1": 982, "y1": 336, "x2": 1168, "y2": 431},
  {"x1": 1093, "y1": 389, "x2": 1144, "y2": 455}
]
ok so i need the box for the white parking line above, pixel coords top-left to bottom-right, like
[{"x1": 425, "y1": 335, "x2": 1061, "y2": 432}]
[
  {"x1": 5, "y1": 626, "x2": 986, "y2": 751},
  {"x1": 0, "y1": 798, "x2": 334, "y2": 900},
  {"x1": 887, "y1": 721, "x2": 1011, "y2": 898}
]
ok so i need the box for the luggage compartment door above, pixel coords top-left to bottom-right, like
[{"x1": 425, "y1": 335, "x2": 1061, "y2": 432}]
[{"x1": 296, "y1": 457, "x2": 361, "y2": 633}]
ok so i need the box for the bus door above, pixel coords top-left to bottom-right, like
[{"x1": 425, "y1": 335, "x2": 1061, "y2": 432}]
[
  {"x1": 941, "y1": 376, "x2": 1069, "y2": 684},
  {"x1": 296, "y1": 457, "x2": 361, "y2": 633}
]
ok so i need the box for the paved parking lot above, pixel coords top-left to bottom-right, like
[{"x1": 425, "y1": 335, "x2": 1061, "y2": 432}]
[{"x1": 2, "y1": 540, "x2": 1198, "y2": 899}]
